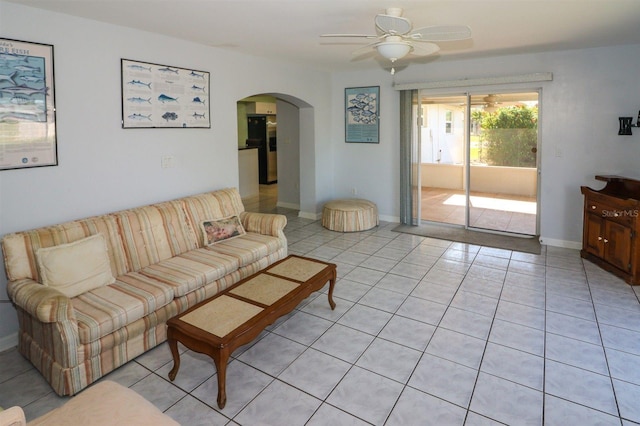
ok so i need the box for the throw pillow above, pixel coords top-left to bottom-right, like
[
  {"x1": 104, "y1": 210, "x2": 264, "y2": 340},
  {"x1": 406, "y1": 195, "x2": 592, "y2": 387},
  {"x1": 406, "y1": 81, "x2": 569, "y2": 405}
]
[
  {"x1": 36, "y1": 233, "x2": 116, "y2": 298},
  {"x1": 201, "y1": 215, "x2": 246, "y2": 246}
]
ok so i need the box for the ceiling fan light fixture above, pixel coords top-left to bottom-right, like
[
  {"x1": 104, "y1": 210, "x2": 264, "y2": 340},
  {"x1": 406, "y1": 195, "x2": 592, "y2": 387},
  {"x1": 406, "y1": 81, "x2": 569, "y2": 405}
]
[{"x1": 376, "y1": 40, "x2": 412, "y2": 62}]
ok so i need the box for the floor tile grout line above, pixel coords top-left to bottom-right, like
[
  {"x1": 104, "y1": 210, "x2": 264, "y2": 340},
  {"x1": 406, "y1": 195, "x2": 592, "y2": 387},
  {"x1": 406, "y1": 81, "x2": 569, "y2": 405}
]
[{"x1": 583, "y1": 257, "x2": 624, "y2": 423}]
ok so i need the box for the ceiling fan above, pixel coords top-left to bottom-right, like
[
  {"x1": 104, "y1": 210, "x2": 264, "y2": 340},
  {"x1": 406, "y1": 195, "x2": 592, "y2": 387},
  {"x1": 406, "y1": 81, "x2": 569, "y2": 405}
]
[
  {"x1": 470, "y1": 94, "x2": 502, "y2": 107},
  {"x1": 321, "y1": 7, "x2": 471, "y2": 74}
]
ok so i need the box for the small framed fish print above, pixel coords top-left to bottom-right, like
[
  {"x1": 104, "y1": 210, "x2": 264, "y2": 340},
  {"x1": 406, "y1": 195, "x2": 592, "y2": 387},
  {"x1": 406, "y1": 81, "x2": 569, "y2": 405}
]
[
  {"x1": 121, "y1": 59, "x2": 210, "y2": 129},
  {"x1": 0, "y1": 38, "x2": 58, "y2": 170},
  {"x1": 345, "y1": 86, "x2": 379, "y2": 143}
]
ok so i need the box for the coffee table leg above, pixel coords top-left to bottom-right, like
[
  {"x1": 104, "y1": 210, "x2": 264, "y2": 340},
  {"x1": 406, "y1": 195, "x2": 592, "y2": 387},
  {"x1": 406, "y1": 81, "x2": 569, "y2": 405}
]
[
  {"x1": 327, "y1": 269, "x2": 337, "y2": 310},
  {"x1": 167, "y1": 337, "x2": 180, "y2": 381},
  {"x1": 213, "y1": 350, "x2": 230, "y2": 409}
]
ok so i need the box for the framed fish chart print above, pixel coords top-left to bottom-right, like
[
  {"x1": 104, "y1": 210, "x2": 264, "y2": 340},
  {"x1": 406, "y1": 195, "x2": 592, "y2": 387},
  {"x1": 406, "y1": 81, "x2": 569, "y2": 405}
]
[
  {"x1": 121, "y1": 59, "x2": 210, "y2": 129},
  {"x1": 345, "y1": 86, "x2": 379, "y2": 143},
  {"x1": 0, "y1": 38, "x2": 57, "y2": 170}
]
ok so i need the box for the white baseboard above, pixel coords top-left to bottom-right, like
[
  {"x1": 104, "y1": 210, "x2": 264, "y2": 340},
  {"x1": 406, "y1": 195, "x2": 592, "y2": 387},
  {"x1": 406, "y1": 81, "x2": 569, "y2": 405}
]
[
  {"x1": 0, "y1": 332, "x2": 17, "y2": 353},
  {"x1": 379, "y1": 214, "x2": 400, "y2": 223},
  {"x1": 539, "y1": 237, "x2": 582, "y2": 250},
  {"x1": 276, "y1": 201, "x2": 300, "y2": 210},
  {"x1": 298, "y1": 211, "x2": 322, "y2": 221}
]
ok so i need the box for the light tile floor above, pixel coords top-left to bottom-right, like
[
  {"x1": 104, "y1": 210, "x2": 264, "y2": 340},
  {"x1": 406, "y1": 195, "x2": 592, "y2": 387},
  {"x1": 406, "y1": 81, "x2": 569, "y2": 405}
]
[{"x1": 2, "y1": 195, "x2": 640, "y2": 425}]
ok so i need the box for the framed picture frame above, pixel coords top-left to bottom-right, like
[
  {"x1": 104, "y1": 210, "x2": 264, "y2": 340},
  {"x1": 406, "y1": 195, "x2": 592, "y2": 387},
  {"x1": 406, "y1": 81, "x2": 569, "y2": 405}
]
[
  {"x1": 121, "y1": 59, "x2": 211, "y2": 129},
  {"x1": 345, "y1": 86, "x2": 379, "y2": 143},
  {"x1": 0, "y1": 38, "x2": 57, "y2": 170}
]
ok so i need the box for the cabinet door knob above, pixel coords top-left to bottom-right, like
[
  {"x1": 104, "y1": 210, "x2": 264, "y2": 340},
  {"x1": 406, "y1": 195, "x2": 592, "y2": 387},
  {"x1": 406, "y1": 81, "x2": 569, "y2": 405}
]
[
  {"x1": 614, "y1": 213, "x2": 619, "y2": 217},
  {"x1": 598, "y1": 236, "x2": 603, "y2": 241},
  {"x1": 591, "y1": 205, "x2": 597, "y2": 209},
  {"x1": 604, "y1": 239, "x2": 609, "y2": 243}
]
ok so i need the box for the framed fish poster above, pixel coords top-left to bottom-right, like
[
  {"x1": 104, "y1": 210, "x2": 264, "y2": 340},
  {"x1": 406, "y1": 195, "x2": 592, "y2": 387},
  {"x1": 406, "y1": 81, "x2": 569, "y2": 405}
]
[
  {"x1": 345, "y1": 86, "x2": 379, "y2": 143},
  {"x1": 121, "y1": 59, "x2": 210, "y2": 129},
  {"x1": 0, "y1": 38, "x2": 57, "y2": 170}
]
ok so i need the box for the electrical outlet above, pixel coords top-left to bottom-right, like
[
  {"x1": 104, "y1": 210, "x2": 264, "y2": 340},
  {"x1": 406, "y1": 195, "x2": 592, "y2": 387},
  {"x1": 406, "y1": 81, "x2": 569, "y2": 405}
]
[
  {"x1": 161, "y1": 156, "x2": 174, "y2": 168},
  {"x1": 351, "y1": 187, "x2": 358, "y2": 195}
]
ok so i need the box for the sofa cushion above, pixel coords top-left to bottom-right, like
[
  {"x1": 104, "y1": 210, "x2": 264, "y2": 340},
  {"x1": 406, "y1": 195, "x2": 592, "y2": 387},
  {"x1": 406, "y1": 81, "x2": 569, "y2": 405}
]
[
  {"x1": 2, "y1": 214, "x2": 128, "y2": 282},
  {"x1": 181, "y1": 188, "x2": 245, "y2": 248},
  {"x1": 139, "y1": 249, "x2": 239, "y2": 297},
  {"x1": 202, "y1": 215, "x2": 246, "y2": 245},
  {"x1": 36, "y1": 234, "x2": 116, "y2": 298},
  {"x1": 116, "y1": 201, "x2": 197, "y2": 271},
  {"x1": 74, "y1": 272, "x2": 175, "y2": 344},
  {"x1": 206, "y1": 232, "x2": 284, "y2": 266}
]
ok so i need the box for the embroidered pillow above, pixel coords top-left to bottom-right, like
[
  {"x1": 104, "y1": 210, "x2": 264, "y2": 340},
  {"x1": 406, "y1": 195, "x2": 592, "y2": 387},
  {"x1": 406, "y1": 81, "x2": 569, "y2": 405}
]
[
  {"x1": 36, "y1": 233, "x2": 116, "y2": 298},
  {"x1": 201, "y1": 215, "x2": 246, "y2": 245}
]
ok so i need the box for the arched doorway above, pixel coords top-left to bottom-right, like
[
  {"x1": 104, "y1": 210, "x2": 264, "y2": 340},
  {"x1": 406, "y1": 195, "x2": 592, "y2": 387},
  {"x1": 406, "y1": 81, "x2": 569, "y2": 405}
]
[{"x1": 236, "y1": 93, "x2": 314, "y2": 216}]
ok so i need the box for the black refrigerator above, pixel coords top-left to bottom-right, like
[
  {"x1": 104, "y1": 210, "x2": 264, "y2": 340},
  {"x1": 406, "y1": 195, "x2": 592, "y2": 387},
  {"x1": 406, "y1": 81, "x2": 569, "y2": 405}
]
[{"x1": 247, "y1": 115, "x2": 277, "y2": 184}]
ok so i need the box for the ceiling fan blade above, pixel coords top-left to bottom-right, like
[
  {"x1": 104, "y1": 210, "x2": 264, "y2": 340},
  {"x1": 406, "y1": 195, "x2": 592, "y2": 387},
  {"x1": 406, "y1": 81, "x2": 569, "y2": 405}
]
[
  {"x1": 321, "y1": 33, "x2": 378, "y2": 39},
  {"x1": 351, "y1": 42, "x2": 377, "y2": 57},
  {"x1": 375, "y1": 14, "x2": 412, "y2": 35},
  {"x1": 409, "y1": 25, "x2": 472, "y2": 41},
  {"x1": 409, "y1": 42, "x2": 440, "y2": 57}
]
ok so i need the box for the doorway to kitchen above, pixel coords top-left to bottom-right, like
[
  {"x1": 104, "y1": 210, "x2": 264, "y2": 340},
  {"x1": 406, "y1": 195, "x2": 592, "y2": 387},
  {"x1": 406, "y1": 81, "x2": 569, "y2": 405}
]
[
  {"x1": 237, "y1": 94, "x2": 303, "y2": 214},
  {"x1": 418, "y1": 91, "x2": 539, "y2": 236}
]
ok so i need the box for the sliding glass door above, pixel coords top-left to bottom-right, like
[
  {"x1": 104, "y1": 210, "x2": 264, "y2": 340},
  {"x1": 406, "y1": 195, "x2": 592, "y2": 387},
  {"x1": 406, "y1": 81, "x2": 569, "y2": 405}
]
[
  {"x1": 418, "y1": 94, "x2": 468, "y2": 226},
  {"x1": 418, "y1": 91, "x2": 540, "y2": 236}
]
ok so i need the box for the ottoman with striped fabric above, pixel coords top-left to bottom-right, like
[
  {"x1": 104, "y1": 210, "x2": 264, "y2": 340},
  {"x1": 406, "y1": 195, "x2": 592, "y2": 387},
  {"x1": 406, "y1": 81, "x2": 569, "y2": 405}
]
[{"x1": 322, "y1": 199, "x2": 379, "y2": 232}]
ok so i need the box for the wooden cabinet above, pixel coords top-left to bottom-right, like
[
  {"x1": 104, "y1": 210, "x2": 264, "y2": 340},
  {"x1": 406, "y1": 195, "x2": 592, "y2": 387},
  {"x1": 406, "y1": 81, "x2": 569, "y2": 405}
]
[
  {"x1": 581, "y1": 175, "x2": 640, "y2": 285},
  {"x1": 246, "y1": 102, "x2": 276, "y2": 115}
]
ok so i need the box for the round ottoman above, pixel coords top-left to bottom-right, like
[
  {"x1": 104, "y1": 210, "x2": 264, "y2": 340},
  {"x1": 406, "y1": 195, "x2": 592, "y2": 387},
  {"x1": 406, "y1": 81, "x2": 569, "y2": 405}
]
[{"x1": 322, "y1": 199, "x2": 379, "y2": 232}]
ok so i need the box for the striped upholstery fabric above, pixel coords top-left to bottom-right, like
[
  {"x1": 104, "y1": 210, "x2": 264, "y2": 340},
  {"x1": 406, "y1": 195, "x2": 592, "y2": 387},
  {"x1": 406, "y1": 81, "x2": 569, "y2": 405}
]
[
  {"x1": 240, "y1": 211, "x2": 287, "y2": 238},
  {"x1": 322, "y1": 199, "x2": 379, "y2": 232},
  {"x1": 206, "y1": 233, "x2": 283, "y2": 266},
  {"x1": 139, "y1": 249, "x2": 239, "y2": 297},
  {"x1": 116, "y1": 201, "x2": 197, "y2": 271},
  {"x1": 8, "y1": 278, "x2": 75, "y2": 324},
  {"x1": 73, "y1": 273, "x2": 175, "y2": 344},
  {"x1": 2, "y1": 215, "x2": 128, "y2": 282},
  {"x1": 180, "y1": 188, "x2": 245, "y2": 248},
  {"x1": 2, "y1": 187, "x2": 288, "y2": 396},
  {"x1": 15, "y1": 302, "x2": 80, "y2": 368}
]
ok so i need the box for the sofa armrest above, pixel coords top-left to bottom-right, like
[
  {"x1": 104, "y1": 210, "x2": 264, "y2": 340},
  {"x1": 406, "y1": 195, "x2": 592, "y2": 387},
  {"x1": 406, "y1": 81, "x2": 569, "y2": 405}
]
[
  {"x1": 240, "y1": 212, "x2": 287, "y2": 238},
  {"x1": 7, "y1": 279, "x2": 76, "y2": 323},
  {"x1": 0, "y1": 406, "x2": 26, "y2": 426}
]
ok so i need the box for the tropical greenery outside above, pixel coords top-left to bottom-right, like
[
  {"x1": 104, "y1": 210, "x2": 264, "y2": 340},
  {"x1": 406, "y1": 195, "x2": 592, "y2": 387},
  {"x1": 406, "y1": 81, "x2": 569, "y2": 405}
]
[{"x1": 471, "y1": 105, "x2": 538, "y2": 167}]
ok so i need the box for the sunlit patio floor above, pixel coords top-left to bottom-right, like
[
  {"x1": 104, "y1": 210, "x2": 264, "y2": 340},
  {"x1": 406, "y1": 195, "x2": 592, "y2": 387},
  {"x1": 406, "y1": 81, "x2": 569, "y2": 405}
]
[{"x1": 421, "y1": 187, "x2": 537, "y2": 236}]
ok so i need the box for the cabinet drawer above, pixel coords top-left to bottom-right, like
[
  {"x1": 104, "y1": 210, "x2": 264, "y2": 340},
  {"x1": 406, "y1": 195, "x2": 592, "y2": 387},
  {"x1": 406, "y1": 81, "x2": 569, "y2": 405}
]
[{"x1": 585, "y1": 200, "x2": 637, "y2": 226}]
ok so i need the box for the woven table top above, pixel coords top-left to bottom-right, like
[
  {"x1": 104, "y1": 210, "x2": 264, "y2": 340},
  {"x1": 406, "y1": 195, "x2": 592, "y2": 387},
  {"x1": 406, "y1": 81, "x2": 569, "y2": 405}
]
[
  {"x1": 229, "y1": 274, "x2": 299, "y2": 305},
  {"x1": 268, "y1": 257, "x2": 328, "y2": 282},
  {"x1": 181, "y1": 295, "x2": 263, "y2": 337}
]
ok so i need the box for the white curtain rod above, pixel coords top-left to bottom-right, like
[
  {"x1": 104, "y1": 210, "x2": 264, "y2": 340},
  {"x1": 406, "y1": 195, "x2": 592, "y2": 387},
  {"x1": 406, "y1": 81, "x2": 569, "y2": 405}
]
[{"x1": 393, "y1": 72, "x2": 553, "y2": 91}]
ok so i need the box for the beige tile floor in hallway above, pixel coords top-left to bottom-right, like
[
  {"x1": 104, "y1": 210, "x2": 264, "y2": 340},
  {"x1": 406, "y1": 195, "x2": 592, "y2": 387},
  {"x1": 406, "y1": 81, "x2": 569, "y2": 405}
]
[
  {"x1": 421, "y1": 187, "x2": 537, "y2": 236},
  {"x1": 2, "y1": 184, "x2": 640, "y2": 425}
]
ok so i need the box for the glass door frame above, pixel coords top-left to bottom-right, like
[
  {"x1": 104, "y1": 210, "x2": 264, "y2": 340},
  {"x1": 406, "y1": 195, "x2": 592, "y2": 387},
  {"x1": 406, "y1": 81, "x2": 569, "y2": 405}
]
[{"x1": 417, "y1": 88, "x2": 542, "y2": 237}]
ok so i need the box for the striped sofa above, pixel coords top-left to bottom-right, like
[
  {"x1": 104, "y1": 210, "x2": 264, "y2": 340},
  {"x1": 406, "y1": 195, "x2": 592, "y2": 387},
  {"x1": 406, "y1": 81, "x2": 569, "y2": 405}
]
[{"x1": 1, "y1": 188, "x2": 287, "y2": 396}]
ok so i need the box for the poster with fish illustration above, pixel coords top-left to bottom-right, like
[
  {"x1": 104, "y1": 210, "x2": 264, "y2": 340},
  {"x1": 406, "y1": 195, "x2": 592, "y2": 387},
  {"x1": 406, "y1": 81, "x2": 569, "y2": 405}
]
[
  {"x1": 121, "y1": 59, "x2": 210, "y2": 129},
  {"x1": 345, "y1": 86, "x2": 379, "y2": 143},
  {"x1": 0, "y1": 38, "x2": 57, "y2": 170}
]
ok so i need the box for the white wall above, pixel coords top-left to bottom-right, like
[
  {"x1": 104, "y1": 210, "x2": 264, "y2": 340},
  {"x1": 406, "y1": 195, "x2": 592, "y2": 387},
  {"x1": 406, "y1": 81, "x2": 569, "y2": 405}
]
[
  {"x1": 0, "y1": 1, "x2": 333, "y2": 347},
  {"x1": 275, "y1": 99, "x2": 300, "y2": 209},
  {"x1": 330, "y1": 70, "x2": 400, "y2": 222},
  {"x1": 331, "y1": 45, "x2": 640, "y2": 245}
]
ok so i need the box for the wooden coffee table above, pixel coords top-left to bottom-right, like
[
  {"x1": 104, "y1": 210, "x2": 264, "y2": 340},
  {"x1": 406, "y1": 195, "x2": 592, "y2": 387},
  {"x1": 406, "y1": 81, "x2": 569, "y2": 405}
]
[{"x1": 166, "y1": 255, "x2": 336, "y2": 409}]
